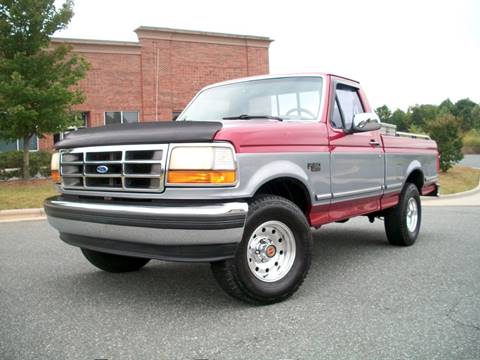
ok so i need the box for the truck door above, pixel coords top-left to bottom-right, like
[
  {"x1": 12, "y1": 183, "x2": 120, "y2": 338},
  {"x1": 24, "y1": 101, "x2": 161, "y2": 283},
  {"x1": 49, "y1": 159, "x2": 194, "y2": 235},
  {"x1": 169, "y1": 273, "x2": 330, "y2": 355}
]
[{"x1": 328, "y1": 81, "x2": 384, "y2": 220}]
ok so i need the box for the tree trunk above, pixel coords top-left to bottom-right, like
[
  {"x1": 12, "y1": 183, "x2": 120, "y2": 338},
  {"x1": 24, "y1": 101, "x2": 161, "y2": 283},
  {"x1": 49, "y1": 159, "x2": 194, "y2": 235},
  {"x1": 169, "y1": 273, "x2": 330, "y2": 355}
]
[{"x1": 22, "y1": 135, "x2": 31, "y2": 180}]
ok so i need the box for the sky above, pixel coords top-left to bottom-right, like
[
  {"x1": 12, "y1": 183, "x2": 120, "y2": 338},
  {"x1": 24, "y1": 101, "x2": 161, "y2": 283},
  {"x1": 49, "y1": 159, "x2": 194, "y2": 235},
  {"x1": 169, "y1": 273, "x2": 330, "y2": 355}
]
[{"x1": 54, "y1": 0, "x2": 480, "y2": 111}]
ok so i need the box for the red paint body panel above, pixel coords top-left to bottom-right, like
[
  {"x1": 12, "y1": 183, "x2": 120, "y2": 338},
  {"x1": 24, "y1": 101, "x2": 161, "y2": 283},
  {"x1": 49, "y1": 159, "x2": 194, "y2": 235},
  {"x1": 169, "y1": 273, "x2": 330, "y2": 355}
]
[
  {"x1": 214, "y1": 120, "x2": 329, "y2": 153},
  {"x1": 309, "y1": 204, "x2": 330, "y2": 226},
  {"x1": 421, "y1": 183, "x2": 437, "y2": 196},
  {"x1": 380, "y1": 192, "x2": 400, "y2": 210},
  {"x1": 328, "y1": 195, "x2": 381, "y2": 223}
]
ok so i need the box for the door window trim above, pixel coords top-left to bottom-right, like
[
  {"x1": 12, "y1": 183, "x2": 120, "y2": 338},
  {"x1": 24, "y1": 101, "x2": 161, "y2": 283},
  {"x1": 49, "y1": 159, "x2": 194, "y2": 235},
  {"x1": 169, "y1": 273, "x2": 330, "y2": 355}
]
[{"x1": 328, "y1": 79, "x2": 365, "y2": 131}]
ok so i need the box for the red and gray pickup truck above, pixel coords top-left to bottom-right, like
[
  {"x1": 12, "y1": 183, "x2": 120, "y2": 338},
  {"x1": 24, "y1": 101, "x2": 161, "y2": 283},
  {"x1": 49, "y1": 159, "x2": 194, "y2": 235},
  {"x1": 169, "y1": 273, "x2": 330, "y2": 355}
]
[{"x1": 45, "y1": 73, "x2": 439, "y2": 304}]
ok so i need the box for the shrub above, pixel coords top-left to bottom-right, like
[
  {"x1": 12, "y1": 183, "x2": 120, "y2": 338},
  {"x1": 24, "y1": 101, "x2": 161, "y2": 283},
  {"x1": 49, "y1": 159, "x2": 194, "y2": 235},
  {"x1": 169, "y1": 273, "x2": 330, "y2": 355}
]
[
  {"x1": 463, "y1": 129, "x2": 480, "y2": 154},
  {"x1": 0, "y1": 151, "x2": 52, "y2": 179},
  {"x1": 424, "y1": 114, "x2": 463, "y2": 172}
]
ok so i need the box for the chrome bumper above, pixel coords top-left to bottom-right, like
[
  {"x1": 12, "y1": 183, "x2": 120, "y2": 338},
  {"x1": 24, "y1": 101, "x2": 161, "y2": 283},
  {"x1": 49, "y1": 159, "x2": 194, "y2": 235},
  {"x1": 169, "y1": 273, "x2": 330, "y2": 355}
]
[{"x1": 44, "y1": 196, "x2": 248, "y2": 262}]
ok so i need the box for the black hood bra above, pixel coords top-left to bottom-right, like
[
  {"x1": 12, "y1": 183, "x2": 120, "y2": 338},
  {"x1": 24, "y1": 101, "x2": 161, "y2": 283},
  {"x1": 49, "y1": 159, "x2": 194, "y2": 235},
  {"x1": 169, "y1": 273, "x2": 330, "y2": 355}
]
[{"x1": 54, "y1": 121, "x2": 223, "y2": 149}]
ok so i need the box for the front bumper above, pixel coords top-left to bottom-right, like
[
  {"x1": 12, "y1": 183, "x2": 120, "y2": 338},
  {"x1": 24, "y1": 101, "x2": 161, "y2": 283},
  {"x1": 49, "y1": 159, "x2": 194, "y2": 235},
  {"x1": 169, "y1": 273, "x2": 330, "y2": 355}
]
[{"x1": 44, "y1": 196, "x2": 248, "y2": 262}]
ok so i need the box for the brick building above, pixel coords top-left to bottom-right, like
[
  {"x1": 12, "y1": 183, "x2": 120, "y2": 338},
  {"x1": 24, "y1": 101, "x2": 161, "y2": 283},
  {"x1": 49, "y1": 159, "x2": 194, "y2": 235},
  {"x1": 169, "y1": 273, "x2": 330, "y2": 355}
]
[{"x1": 0, "y1": 27, "x2": 271, "y2": 152}]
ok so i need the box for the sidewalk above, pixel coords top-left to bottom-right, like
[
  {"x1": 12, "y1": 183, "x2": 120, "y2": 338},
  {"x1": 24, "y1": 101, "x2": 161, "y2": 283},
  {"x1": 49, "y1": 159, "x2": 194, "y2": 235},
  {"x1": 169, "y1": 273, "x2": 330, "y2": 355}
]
[
  {"x1": 422, "y1": 180, "x2": 480, "y2": 207},
  {"x1": 0, "y1": 208, "x2": 46, "y2": 223}
]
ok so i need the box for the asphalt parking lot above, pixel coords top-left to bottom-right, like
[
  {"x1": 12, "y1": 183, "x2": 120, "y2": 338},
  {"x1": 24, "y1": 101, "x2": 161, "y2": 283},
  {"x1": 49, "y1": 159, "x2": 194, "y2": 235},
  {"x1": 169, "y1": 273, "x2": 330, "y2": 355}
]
[
  {"x1": 1, "y1": 206, "x2": 479, "y2": 359},
  {"x1": 460, "y1": 154, "x2": 480, "y2": 168}
]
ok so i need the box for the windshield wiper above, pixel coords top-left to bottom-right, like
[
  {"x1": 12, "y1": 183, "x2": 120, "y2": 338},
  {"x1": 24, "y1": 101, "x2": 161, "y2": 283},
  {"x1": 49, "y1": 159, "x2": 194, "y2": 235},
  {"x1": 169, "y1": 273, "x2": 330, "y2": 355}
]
[{"x1": 222, "y1": 114, "x2": 284, "y2": 121}]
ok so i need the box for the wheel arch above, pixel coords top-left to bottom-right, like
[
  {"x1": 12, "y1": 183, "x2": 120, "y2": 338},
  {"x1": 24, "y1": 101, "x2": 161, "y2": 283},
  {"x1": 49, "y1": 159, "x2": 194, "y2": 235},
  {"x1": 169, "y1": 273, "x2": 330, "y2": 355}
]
[
  {"x1": 254, "y1": 176, "x2": 312, "y2": 215},
  {"x1": 404, "y1": 161, "x2": 425, "y2": 193}
]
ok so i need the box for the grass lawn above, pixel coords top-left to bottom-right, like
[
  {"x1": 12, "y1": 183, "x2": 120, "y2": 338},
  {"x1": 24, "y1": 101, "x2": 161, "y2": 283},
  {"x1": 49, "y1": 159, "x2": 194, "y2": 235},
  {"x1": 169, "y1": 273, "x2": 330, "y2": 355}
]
[
  {"x1": 439, "y1": 165, "x2": 480, "y2": 195},
  {"x1": 0, "y1": 179, "x2": 57, "y2": 210}
]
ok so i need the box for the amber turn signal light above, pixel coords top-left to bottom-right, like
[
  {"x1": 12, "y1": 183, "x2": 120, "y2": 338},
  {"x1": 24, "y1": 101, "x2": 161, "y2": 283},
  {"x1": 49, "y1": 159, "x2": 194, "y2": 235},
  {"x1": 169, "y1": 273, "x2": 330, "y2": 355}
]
[
  {"x1": 51, "y1": 169, "x2": 61, "y2": 183},
  {"x1": 167, "y1": 170, "x2": 236, "y2": 184}
]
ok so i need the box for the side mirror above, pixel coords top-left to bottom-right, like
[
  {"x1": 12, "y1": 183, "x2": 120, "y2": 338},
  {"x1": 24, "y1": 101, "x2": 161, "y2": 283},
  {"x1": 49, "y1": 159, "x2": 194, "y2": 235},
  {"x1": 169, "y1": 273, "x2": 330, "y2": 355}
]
[{"x1": 351, "y1": 112, "x2": 381, "y2": 133}]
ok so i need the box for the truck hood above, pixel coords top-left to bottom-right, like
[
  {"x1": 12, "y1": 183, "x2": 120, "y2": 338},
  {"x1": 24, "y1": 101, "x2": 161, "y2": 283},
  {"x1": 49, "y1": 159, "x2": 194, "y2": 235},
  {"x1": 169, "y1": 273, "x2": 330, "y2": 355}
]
[
  {"x1": 54, "y1": 121, "x2": 223, "y2": 149},
  {"x1": 214, "y1": 119, "x2": 329, "y2": 151}
]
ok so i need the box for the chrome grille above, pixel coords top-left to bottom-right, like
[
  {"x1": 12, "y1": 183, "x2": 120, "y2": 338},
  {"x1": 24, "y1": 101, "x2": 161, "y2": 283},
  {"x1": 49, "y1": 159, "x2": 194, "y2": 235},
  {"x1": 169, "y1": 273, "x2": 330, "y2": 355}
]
[{"x1": 60, "y1": 144, "x2": 168, "y2": 192}]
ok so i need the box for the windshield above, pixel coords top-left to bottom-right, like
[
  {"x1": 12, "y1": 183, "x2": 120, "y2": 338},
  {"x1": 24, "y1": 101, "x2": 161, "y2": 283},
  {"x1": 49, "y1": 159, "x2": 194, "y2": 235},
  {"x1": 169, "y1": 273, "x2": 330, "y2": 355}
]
[{"x1": 178, "y1": 77, "x2": 324, "y2": 121}]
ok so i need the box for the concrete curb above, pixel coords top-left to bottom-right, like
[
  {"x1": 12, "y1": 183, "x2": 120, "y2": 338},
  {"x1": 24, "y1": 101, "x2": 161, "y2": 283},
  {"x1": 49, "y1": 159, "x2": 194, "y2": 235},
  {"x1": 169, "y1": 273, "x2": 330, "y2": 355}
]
[
  {"x1": 0, "y1": 208, "x2": 46, "y2": 223},
  {"x1": 437, "y1": 179, "x2": 480, "y2": 199},
  {"x1": 422, "y1": 178, "x2": 480, "y2": 206}
]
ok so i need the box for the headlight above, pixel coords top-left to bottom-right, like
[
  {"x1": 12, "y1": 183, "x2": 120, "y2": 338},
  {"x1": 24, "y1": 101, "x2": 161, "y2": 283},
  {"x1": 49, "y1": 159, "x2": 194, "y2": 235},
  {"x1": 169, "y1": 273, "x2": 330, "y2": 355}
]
[
  {"x1": 167, "y1": 145, "x2": 237, "y2": 185},
  {"x1": 51, "y1": 152, "x2": 61, "y2": 183}
]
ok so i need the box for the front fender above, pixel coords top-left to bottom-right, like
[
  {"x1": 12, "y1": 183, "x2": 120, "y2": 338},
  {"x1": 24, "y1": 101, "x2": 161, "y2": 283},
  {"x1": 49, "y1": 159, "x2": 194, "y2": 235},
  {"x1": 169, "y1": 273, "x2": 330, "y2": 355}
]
[{"x1": 236, "y1": 154, "x2": 313, "y2": 200}]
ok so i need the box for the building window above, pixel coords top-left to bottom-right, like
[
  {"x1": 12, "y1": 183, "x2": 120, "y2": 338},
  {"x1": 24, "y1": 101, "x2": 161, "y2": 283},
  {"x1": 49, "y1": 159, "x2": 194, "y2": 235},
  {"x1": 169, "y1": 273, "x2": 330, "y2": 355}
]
[
  {"x1": 0, "y1": 136, "x2": 39, "y2": 152},
  {"x1": 105, "y1": 111, "x2": 139, "y2": 125}
]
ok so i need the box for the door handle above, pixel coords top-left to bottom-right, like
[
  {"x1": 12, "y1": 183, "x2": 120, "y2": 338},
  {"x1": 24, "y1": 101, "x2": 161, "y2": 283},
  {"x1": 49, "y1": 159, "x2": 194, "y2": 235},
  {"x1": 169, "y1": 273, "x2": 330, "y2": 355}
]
[{"x1": 369, "y1": 139, "x2": 380, "y2": 146}]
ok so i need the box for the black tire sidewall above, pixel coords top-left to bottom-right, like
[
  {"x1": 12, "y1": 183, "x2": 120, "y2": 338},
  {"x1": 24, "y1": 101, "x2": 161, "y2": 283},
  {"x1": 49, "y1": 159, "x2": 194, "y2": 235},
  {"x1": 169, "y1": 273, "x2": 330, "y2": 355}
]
[{"x1": 234, "y1": 197, "x2": 311, "y2": 299}]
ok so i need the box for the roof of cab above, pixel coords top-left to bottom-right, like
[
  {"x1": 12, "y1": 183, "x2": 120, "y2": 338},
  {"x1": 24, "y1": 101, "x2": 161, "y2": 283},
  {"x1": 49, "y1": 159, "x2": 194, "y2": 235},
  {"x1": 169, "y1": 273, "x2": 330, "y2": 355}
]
[{"x1": 201, "y1": 72, "x2": 359, "y2": 91}]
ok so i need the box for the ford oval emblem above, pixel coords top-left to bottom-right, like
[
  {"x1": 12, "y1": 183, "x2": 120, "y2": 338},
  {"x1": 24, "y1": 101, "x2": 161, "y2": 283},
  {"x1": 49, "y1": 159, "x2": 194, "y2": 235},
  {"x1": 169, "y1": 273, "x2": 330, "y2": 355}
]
[{"x1": 96, "y1": 165, "x2": 109, "y2": 174}]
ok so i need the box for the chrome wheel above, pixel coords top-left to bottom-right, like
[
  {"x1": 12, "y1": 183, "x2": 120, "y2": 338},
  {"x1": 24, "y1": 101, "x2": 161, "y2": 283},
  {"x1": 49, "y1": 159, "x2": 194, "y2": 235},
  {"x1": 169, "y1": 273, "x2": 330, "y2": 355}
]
[
  {"x1": 406, "y1": 197, "x2": 418, "y2": 232},
  {"x1": 246, "y1": 220, "x2": 296, "y2": 283}
]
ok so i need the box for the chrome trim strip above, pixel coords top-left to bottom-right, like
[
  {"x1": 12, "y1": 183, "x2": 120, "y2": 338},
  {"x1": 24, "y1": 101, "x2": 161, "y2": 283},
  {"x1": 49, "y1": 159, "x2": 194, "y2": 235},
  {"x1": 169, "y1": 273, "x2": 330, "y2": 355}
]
[
  {"x1": 386, "y1": 182, "x2": 402, "y2": 189},
  {"x1": 383, "y1": 188, "x2": 401, "y2": 195},
  {"x1": 333, "y1": 186, "x2": 382, "y2": 199},
  {"x1": 62, "y1": 144, "x2": 169, "y2": 153},
  {"x1": 48, "y1": 199, "x2": 248, "y2": 216},
  {"x1": 396, "y1": 131, "x2": 431, "y2": 140},
  {"x1": 315, "y1": 193, "x2": 332, "y2": 201}
]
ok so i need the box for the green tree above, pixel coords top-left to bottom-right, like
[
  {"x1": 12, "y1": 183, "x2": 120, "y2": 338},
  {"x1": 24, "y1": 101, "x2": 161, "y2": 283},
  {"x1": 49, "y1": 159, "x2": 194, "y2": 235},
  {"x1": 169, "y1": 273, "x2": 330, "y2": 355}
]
[
  {"x1": 375, "y1": 105, "x2": 392, "y2": 123},
  {"x1": 424, "y1": 114, "x2": 463, "y2": 172},
  {"x1": 409, "y1": 104, "x2": 438, "y2": 128},
  {"x1": 438, "y1": 98, "x2": 454, "y2": 115},
  {"x1": 452, "y1": 98, "x2": 477, "y2": 131},
  {"x1": 389, "y1": 109, "x2": 411, "y2": 132},
  {"x1": 471, "y1": 105, "x2": 480, "y2": 130},
  {"x1": 0, "y1": 0, "x2": 89, "y2": 179}
]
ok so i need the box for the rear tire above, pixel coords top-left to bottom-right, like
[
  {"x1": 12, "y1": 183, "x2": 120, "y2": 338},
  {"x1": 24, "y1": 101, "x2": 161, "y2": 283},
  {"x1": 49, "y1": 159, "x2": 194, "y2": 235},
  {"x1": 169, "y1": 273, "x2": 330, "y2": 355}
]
[
  {"x1": 81, "y1": 248, "x2": 150, "y2": 273},
  {"x1": 211, "y1": 195, "x2": 312, "y2": 305},
  {"x1": 384, "y1": 183, "x2": 421, "y2": 246}
]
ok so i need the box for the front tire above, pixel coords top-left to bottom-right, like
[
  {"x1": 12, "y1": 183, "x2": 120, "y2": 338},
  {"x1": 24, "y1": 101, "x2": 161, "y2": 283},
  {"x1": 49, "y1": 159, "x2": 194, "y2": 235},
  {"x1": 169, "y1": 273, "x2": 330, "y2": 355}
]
[
  {"x1": 211, "y1": 195, "x2": 312, "y2": 305},
  {"x1": 384, "y1": 183, "x2": 422, "y2": 246},
  {"x1": 81, "y1": 248, "x2": 150, "y2": 273}
]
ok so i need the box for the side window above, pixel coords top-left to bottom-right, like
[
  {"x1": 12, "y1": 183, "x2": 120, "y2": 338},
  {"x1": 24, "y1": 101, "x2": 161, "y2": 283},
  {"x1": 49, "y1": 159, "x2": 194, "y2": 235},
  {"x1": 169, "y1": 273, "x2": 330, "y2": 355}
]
[{"x1": 333, "y1": 84, "x2": 364, "y2": 130}]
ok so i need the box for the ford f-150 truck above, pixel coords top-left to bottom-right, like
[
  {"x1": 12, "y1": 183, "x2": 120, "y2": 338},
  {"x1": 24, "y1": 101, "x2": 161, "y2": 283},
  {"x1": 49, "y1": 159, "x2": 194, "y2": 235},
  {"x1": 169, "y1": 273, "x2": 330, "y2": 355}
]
[{"x1": 45, "y1": 73, "x2": 439, "y2": 304}]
